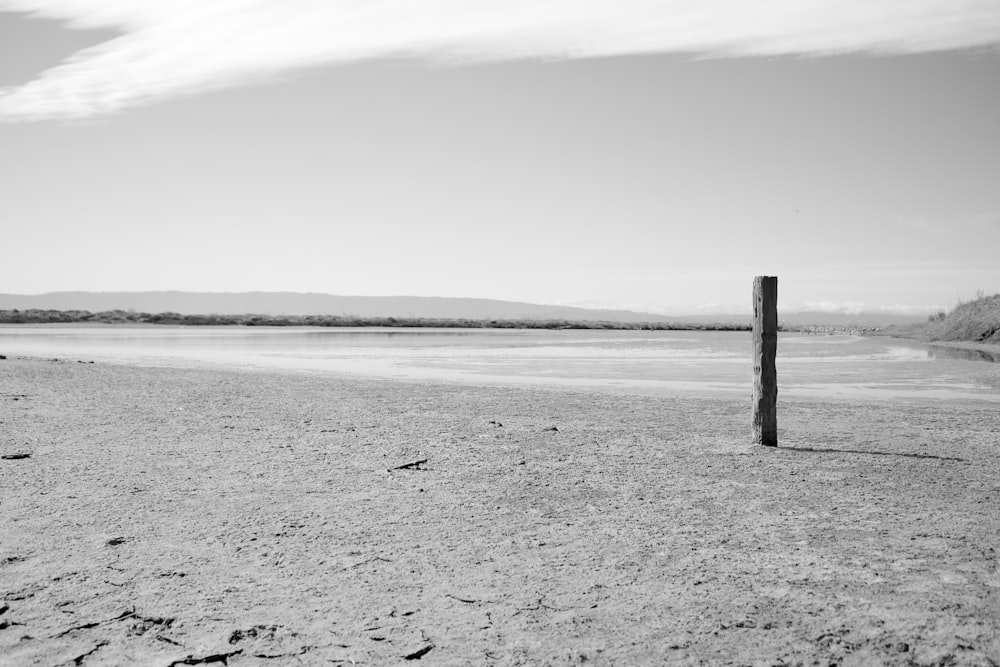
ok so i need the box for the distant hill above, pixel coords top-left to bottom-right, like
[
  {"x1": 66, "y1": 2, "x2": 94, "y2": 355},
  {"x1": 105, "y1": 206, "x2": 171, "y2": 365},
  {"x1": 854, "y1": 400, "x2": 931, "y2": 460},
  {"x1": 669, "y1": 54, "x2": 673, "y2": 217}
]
[
  {"x1": 0, "y1": 291, "x2": 929, "y2": 327},
  {"x1": 0, "y1": 291, "x2": 679, "y2": 323}
]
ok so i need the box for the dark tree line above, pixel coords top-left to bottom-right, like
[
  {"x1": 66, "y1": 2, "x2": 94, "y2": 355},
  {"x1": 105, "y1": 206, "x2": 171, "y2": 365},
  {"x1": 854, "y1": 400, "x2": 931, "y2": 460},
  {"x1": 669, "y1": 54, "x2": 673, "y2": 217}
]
[{"x1": 0, "y1": 309, "x2": 752, "y2": 331}]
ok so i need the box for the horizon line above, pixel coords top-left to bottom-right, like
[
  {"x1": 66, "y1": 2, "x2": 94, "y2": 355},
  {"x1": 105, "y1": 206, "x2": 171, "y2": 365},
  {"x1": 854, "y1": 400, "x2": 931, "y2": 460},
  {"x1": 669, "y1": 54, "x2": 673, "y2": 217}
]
[{"x1": 0, "y1": 289, "x2": 955, "y2": 317}]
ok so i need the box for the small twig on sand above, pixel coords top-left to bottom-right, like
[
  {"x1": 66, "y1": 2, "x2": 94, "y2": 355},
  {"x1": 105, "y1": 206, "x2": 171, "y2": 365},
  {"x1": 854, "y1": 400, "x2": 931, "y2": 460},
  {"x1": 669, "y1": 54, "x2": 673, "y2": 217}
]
[
  {"x1": 52, "y1": 609, "x2": 136, "y2": 638},
  {"x1": 445, "y1": 594, "x2": 477, "y2": 604},
  {"x1": 388, "y1": 458, "x2": 428, "y2": 472},
  {"x1": 167, "y1": 649, "x2": 243, "y2": 666},
  {"x1": 512, "y1": 596, "x2": 567, "y2": 616},
  {"x1": 403, "y1": 644, "x2": 434, "y2": 660},
  {"x1": 350, "y1": 556, "x2": 392, "y2": 569}
]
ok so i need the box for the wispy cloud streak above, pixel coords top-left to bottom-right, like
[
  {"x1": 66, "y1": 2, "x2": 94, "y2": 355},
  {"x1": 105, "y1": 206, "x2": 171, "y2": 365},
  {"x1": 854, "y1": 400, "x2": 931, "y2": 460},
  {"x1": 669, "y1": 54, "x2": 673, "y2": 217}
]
[{"x1": 2, "y1": 0, "x2": 999, "y2": 120}]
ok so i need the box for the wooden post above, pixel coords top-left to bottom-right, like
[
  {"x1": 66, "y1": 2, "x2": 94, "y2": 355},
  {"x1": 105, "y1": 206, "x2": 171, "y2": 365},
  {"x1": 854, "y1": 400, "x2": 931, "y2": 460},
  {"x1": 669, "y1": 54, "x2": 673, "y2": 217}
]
[{"x1": 752, "y1": 276, "x2": 778, "y2": 446}]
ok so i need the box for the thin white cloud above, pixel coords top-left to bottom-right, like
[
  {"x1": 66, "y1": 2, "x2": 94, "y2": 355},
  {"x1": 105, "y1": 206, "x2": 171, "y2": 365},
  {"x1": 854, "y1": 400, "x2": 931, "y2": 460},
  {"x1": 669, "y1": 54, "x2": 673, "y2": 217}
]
[{"x1": 2, "y1": 0, "x2": 999, "y2": 121}]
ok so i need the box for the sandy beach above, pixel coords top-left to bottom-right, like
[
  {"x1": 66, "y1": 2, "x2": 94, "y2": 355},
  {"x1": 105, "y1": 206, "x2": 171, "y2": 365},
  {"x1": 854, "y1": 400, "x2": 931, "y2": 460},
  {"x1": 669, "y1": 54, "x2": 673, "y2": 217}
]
[{"x1": 1, "y1": 355, "x2": 998, "y2": 665}]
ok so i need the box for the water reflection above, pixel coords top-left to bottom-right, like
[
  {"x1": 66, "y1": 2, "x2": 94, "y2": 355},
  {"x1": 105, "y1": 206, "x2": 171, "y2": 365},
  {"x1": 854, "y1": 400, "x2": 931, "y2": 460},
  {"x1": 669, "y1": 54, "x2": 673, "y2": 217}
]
[
  {"x1": 927, "y1": 345, "x2": 1000, "y2": 364},
  {"x1": 1, "y1": 326, "x2": 998, "y2": 401}
]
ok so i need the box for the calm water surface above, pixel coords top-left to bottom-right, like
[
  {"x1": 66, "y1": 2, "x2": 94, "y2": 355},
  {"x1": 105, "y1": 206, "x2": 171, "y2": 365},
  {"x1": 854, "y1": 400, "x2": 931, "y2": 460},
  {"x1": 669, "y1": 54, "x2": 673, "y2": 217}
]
[{"x1": 2, "y1": 325, "x2": 998, "y2": 402}]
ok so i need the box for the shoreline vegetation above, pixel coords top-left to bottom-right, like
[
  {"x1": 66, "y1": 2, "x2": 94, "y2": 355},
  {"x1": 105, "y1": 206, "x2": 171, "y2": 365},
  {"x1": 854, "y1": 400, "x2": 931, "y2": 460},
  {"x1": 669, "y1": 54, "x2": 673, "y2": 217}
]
[
  {"x1": 0, "y1": 308, "x2": 743, "y2": 330},
  {"x1": 0, "y1": 308, "x2": 878, "y2": 333},
  {"x1": 876, "y1": 292, "x2": 1000, "y2": 346},
  {"x1": 1, "y1": 291, "x2": 996, "y2": 341}
]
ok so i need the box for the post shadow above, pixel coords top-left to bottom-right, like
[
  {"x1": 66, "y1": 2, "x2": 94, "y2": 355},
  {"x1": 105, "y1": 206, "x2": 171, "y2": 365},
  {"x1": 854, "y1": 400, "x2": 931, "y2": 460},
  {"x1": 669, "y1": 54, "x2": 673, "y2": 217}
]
[{"x1": 776, "y1": 445, "x2": 966, "y2": 462}]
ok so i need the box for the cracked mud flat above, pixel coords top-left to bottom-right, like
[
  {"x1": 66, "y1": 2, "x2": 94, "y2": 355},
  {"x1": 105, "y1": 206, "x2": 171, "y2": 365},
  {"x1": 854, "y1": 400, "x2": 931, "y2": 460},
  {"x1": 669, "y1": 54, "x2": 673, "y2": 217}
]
[{"x1": 1, "y1": 356, "x2": 998, "y2": 666}]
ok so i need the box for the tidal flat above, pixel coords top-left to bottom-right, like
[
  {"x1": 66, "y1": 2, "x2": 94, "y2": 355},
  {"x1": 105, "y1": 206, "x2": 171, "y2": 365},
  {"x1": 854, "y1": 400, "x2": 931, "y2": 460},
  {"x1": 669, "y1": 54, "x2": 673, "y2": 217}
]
[{"x1": 1, "y1": 356, "x2": 998, "y2": 665}]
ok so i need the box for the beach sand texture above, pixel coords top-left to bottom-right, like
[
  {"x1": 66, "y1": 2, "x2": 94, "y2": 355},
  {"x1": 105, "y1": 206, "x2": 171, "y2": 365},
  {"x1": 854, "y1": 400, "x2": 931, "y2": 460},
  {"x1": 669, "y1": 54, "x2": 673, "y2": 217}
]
[{"x1": 1, "y1": 356, "x2": 998, "y2": 665}]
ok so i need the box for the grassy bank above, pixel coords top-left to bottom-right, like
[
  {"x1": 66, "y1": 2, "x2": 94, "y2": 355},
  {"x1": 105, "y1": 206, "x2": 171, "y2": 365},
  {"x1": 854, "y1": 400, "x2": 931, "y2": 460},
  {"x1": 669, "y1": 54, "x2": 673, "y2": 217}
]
[
  {"x1": 883, "y1": 292, "x2": 1000, "y2": 345},
  {"x1": 935, "y1": 293, "x2": 1000, "y2": 344}
]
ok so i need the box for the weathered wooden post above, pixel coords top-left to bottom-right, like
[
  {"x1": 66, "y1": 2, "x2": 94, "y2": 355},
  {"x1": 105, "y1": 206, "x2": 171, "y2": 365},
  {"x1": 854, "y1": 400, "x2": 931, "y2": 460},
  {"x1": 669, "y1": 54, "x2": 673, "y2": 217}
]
[{"x1": 752, "y1": 276, "x2": 778, "y2": 446}]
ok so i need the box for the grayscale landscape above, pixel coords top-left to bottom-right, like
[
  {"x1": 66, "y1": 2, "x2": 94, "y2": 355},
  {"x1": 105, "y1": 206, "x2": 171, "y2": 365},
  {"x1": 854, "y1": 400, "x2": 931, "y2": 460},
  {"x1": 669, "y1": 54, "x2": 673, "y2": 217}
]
[{"x1": 2, "y1": 2, "x2": 999, "y2": 665}]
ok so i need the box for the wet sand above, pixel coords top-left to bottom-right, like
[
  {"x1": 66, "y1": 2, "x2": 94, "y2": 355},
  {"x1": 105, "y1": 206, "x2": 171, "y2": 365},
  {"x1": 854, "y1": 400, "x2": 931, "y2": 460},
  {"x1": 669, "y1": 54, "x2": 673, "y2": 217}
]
[{"x1": 1, "y1": 356, "x2": 998, "y2": 665}]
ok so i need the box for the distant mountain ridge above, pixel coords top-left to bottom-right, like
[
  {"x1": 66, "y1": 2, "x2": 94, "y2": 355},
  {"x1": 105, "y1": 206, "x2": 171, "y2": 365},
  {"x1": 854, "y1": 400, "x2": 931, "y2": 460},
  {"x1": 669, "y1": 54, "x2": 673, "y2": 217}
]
[
  {"x1": 0, "y1": 291, "x2": 679, "y2": 323},
  {"x1": 0, "y1": 291, "x2": 927, "y2": 327}
]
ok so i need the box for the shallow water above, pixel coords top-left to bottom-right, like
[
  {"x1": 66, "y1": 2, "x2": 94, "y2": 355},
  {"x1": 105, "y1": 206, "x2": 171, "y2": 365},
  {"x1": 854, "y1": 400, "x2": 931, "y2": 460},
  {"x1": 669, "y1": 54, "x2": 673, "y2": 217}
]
[{"x1": 1, "y1": 325, "x2": 998, "y2": 402}]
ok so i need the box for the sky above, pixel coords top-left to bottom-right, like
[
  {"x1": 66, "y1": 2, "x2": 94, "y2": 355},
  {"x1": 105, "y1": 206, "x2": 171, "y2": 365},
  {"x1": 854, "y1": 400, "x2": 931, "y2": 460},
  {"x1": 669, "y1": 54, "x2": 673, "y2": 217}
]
[{"x1": 2, "y1": 1, "x2": 999, "y2": 316}]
